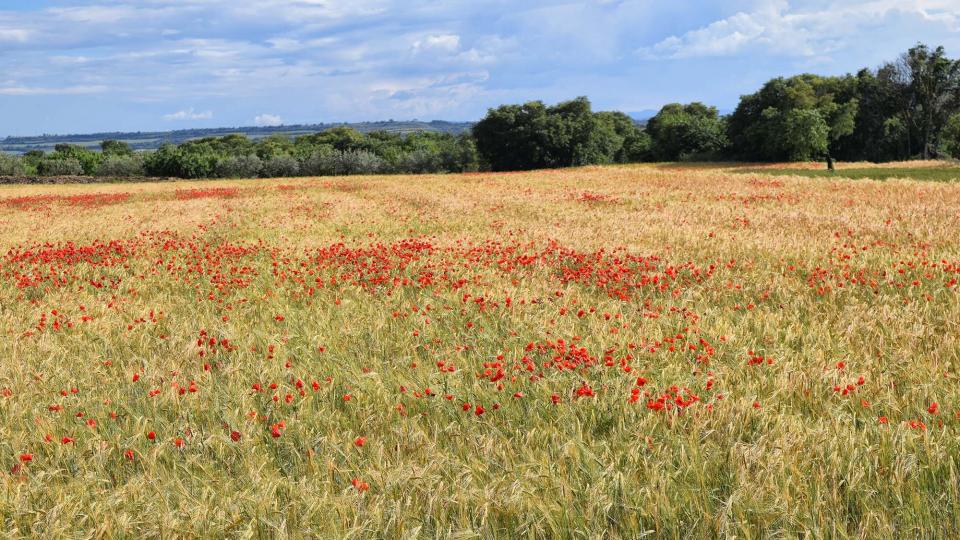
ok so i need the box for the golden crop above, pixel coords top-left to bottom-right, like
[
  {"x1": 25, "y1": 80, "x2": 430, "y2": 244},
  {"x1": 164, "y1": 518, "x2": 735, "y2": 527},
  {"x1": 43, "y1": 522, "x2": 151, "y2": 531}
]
[{"x1": 0, "y1": 165, "x2": 958, "y2": 538}]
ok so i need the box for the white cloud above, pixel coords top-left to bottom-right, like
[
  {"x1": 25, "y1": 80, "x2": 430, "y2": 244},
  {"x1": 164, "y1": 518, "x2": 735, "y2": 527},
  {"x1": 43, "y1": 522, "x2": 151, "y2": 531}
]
[
  {"x1": 0, "y1": 28, "x2": 30, "y2": 43},
  {"x1": 639, "y1": 0, "x2": 960, "y2": 59},
  {"x1": 49, "y1": 55, "x2": 91, "y2": 64},
  {"x1": 0, "y1": 84, "x2": 107, "y2": 95},
  {"x1": 254, "y1": 113, "x2": 283, "y2": 126},
  {"x1": 412, "y1": 34, "x2": 461, "y2": 54},
  {"x1": 164, "y1": 108, "x2": 213, "y2": 120}
]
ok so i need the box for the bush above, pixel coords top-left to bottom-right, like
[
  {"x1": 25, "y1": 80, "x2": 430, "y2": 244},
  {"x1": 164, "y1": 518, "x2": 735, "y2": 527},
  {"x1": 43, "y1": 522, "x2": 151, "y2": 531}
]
[
  {"x1": 51, "y1": 144, "x2": 103, "y2": 175},
  {"x1": 38, "y1": 158, "x2": 84, "y2": 176},
  {"x1": 942, "y1": 113, "x2": 960, "y2": 159},
  {"x1": 297, "y1": 149, "x2": 384, "y2": 176},
  {"x1": 396, "y1": 150, "x2": 441, "y2": 174},
  {"x1": 299, "y1": 147, "x2": 337, "y2": 176},
  {"x1": 0, "y1": 153, "x2": 25, "y2": 176},
  {"x1": 215, "y1": 155, "x2": 262, "y2": 178},
  {"x1": 143, "y1": 145, "x2": 181, "y2": 177},
  {"x1": 337, "y1": 150, "x2": 384, "y2": 175},
  {"x1": 96, "y1": 155, "x2": 145, "y2": 177},
  {"x1": 262, "y1": 155, "x2": 300, "y2": 178}
]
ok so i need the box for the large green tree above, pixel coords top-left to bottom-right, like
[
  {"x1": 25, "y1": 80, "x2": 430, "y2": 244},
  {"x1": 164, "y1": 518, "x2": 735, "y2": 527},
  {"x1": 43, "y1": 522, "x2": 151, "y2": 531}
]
[
  {"x1": 899, "y1": 44, "x2": 960, "y2": 158},
  {"x1": 473, "y1": 97, "x2": 643, "y2": 171},
  {"x1": 728, "y1": 74, "x2": 859, "y2": 161},
  {"x1": 645, "y1": 102, "x2": 727, "y2": 161}
]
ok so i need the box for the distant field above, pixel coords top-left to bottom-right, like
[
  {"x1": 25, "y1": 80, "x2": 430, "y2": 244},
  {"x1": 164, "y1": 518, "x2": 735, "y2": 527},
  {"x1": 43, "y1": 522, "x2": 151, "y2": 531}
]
[
  {"x1": 1, "y1": 165, "x2": 959, "y2": 537},
  {"x1": 733, "y1": 165, "x2": 960, "y2": 182}
]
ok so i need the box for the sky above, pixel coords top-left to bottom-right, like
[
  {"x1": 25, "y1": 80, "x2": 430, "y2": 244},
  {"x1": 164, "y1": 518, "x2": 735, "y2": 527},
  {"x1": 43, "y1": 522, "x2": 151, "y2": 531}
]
[{"x1": 1, "y1": 0, "x2": 959, "y2": 136}]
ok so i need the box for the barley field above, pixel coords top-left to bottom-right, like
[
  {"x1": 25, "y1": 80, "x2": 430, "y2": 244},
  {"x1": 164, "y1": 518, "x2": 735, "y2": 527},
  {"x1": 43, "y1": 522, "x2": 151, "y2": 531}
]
[{"x1": 1, "y1": 165, "x2": 959, "y2": 538}]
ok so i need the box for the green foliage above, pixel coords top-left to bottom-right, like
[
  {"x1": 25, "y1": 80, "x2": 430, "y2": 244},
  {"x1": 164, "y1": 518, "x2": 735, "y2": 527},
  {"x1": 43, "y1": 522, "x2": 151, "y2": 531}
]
[
  {"x1": 143, "y1": 144, "x2": 181, "y2": 177},
  {"x1": 255, "y1": 134, "x2": 295, "y2": 160},
  {"x1": 100, "y1": 140, "x2": 133, "y2": 156},
  {"x1": 941, "y1": 113, "x2": 960, "y2": 159},
  {"x1": 471, "y1": 101, "x2": 549, "y2": 171},
  {"x1": 903, "y1": 44, "x2": 960, "y2": 158},
  {"x1": 48, "y1": 144, "x2": 103, "y2": 175},
  {"x1": 0, "y1": 153, "x2": 26, "y2": 176},
  {"x1": 782, "y1": 109, "x2": 829, "y2": 161},
  {"x1": 735, "y1": 43, "x2": 960, "y2": 163},
  {"x1": 646, "y1": 103, "x2": 728, "y2": 161},
  {"x1": 728, "y1": 74, "x2": 859, "y2": 161},
  {"x1": 296, "y1": 127, "x2": 367, "y2": 153},
  {"x1": 37, "y1": 157, "x2": 84, "y2": 176},
  {"x1": 262, "y1": 155, "x2": 300, "y2": 177},
  {"x1": 96, "y1": 155, "x2": 145, "y2": 177},
  {"x1": 473, "y1": 97, "x2": 644, "y2": 171},
  {"x1": 216, "y1": 155, "x2": 263, "y2": 178}
]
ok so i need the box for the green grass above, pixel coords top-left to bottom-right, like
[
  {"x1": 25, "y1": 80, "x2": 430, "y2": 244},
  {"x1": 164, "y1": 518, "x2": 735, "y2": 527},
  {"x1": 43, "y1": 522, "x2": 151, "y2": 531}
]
[{"x1": 733, "y1": 166, "x2": 960, "y2": 182}]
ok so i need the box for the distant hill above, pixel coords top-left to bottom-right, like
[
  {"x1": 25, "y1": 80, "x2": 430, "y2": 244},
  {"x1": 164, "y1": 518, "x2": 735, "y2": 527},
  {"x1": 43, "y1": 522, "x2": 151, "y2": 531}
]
[
  {"x1": 0, "y1": 120, "x2": 475, "y2": 154},
  {"x1": 627, "y1": 110, "x2": 659, "y2": 124}
]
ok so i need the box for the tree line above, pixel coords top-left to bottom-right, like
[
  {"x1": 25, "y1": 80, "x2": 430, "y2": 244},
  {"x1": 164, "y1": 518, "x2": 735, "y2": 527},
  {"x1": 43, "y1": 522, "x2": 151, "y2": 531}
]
[
  {"x1": 0, "y1": 129, "x2": 479, "y2": 179},
  {"x1": 475, "y1": 43, "x2": 960, "y2": 167},
  {"x1": 1, "y1": 42, "x2": 958, "y2": 179}
]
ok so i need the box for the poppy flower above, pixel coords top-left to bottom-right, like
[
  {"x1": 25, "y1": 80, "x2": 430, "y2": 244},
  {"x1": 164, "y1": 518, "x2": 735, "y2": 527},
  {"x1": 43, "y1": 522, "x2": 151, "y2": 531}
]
[{"x1": 351, "y1": 477, "x2": 370, "y2": 492}]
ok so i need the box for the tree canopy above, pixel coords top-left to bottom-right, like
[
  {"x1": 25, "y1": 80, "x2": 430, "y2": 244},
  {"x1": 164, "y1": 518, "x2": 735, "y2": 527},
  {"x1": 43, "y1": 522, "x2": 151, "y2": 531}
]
[{"x1": 472, "y1": 97, "x2": 646, "y2": 171}]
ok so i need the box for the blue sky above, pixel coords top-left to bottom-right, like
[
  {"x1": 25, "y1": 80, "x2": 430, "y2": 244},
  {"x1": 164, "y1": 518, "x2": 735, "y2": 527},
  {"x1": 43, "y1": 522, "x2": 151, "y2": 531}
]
[{"x1": 1, "y1": 0, "x2": 958, "y2": 136}]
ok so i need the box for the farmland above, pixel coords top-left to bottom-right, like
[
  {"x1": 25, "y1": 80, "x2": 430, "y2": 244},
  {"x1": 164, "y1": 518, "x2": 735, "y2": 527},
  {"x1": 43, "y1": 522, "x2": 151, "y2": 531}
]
[{"x1": 0, "y1": 164, "x2": 959, "y2": 537}]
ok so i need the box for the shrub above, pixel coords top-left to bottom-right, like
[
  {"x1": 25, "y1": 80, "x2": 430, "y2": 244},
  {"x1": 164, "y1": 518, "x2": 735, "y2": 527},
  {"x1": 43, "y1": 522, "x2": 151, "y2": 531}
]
[
  {"x1": 338, "y1": 150, "x2": 384, "y2": 175},
  {"x1": 51, "y1": 144, "x2": 103, "y2": 175},
  {"x1": 216, "y1": 155, "x2": 262, "y2": 178},
  {"x1": 0, "y1": 153, "x2": 25, "y2": 176},
  {"x1": 262, "y1": 155, "x2": 300, "y2": 178},
  {"x1": 38, "y1": 158, "x2": 84, "y2": 176},
  {"x1": 143, "y1": 145, "x2": 181, "y2": 177},
  {"x1": 396, "y1": 150, "x2": 441, "y2": 174},
  {"x1": 942, "y1": 113, "x2": 960, "y2": 159},
  {"x1": 299, "y1": 147, "x2": 337, "y2": 176},
  {"x1": 96, "y1": 155, "x2": 145, "y2": 177}
]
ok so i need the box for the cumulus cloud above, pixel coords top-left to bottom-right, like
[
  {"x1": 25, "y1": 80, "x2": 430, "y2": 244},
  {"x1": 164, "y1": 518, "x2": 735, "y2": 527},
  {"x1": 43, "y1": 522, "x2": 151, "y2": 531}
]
[
  {"x1": 638, "y1": 0, "x2": 960, "y2": 59},
  {"x1": 164, "y1": 108, "x2": 213, "y2": 121},
  {"x1": 254, "y1": 114, "x2": 282, "y2": 126}
]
